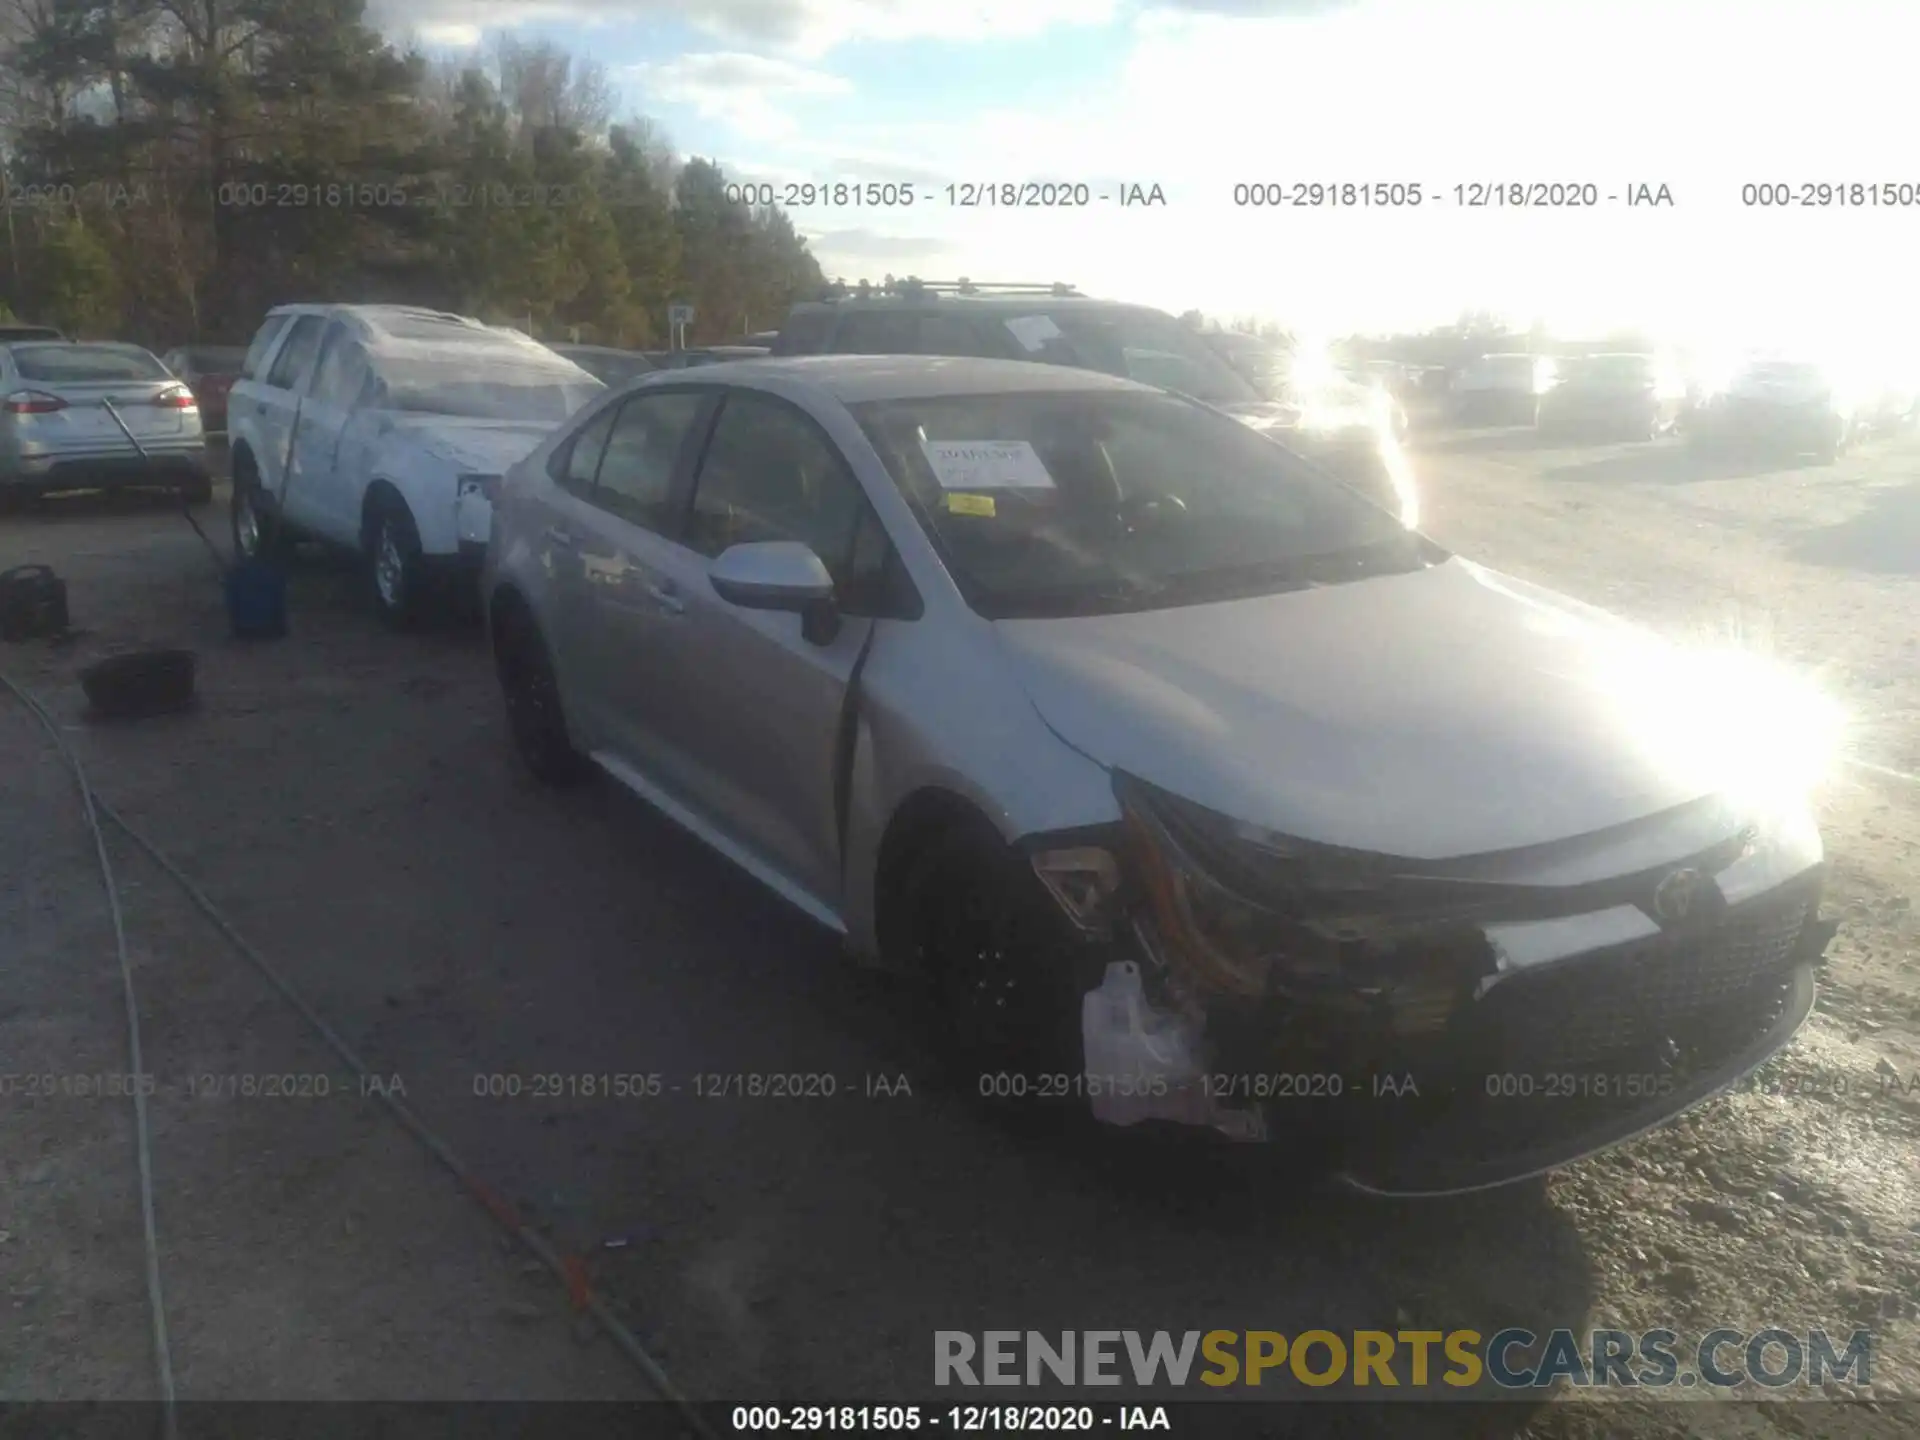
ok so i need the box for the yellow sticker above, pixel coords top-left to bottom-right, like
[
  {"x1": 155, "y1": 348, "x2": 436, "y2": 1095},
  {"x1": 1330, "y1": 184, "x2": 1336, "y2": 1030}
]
[{"x1": 946, "y1": 492, "x2": 996, "y2": 517}]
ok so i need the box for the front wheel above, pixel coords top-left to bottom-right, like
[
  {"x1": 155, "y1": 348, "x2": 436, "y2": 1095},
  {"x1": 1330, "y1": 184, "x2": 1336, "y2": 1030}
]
[
  {"x1": 230, "y1": 467, "x2": 292, "y2": 561},
  {"x1": 368, "y1": 502, "x2": 428, "y2": 629},
  {"x1": 907, "y1": 824, "x2": 1089, "y2": 1112}
]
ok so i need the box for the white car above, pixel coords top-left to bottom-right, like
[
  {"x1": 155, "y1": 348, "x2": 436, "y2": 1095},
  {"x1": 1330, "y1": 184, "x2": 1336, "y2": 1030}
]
[{"x1": 225, "y1": 304, "x2": 603, "y2": 625}]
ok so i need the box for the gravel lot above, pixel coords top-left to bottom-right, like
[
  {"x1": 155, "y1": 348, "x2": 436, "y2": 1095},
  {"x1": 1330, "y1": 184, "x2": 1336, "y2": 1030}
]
[{"x1": 1, "y1": 426, "x2": 1916, "y2": 1435}]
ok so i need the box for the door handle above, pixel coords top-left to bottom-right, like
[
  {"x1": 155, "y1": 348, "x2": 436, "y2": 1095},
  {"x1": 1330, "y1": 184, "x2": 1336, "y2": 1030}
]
[
  {"x1": 544, "y1": 525, "x2": 576, "y2": 548},
  {"x1": 642, "y1": 580, "x2": 684, "y2": 614}
]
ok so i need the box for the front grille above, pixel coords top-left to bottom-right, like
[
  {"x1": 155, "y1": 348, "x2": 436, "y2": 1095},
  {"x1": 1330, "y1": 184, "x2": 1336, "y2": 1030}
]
[{"x1": 1463, "y1": 883, "x2": 1813, "y2": 1073}]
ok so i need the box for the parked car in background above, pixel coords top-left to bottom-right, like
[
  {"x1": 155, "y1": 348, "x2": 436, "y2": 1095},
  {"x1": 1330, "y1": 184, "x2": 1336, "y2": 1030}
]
[
  {"x1": 550, "y1": 343, "x2": 657, "y2": 387},
  {"x1": 161, "y1": 345, "x2": 248, "y2": 435},
  {"x1": 483, "y1": 352, "x2": 1835, "y2": 1198},
  {"x1": 774, "y1": 280, "x2": 1418, "y2": 524},
  {"x1": 1689, "y1": 359, "x2": 1857, "y2": 463},
  {"x1": 0, "y1": 324, "x2": 67, "y2": 342},
  {"x1": 1450, "y1": 352, "x2": 1554, "y2": 425},
  {"x1": 1535, "y1": 352, "x2": 1686, "y2": 441},
  {"x1": 1, "y1": 340, "x2": 209, "y2": 502},
  {"x1": 226, "y1": 303, "x2": 603, "y2": 625}
]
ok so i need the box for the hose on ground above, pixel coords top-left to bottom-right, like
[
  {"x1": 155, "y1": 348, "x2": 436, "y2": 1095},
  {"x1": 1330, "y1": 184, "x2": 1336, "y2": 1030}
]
[
  {"x1": 2, "y1": 672, "x2": 178, "y2": 1440},
  {"x1": 2, "y1": 670, "x2": 712, "y2": 1438}
]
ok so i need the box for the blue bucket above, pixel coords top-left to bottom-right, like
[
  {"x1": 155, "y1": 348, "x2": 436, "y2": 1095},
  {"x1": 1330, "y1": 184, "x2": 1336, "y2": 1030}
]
[{"x1": 225, "y1": 560, "x2": 287, "y2": 639}]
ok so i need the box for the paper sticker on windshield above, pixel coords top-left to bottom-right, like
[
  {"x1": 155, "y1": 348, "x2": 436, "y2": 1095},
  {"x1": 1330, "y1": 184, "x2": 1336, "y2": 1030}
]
[
  {"x1": 1004, "y1": 315, "x2": 1064, "y2": 353},
  {"x1": 945, "y1": 492, "x2": 996, "y2": 518},
  {"x1": 920, "y1": 439, "x2": 1056, "y2": 491}
]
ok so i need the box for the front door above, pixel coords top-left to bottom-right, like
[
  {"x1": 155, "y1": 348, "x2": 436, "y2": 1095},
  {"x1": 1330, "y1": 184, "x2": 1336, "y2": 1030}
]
[
  {"x1": 286, "y1": 322, "x2": 367, "y2": 543},
  {"x1": 636, "y1": 389, "x2": 886, "y2": 912},
  {"x1": 253, "y1": 315, "x2": 326, "y2": 504}
]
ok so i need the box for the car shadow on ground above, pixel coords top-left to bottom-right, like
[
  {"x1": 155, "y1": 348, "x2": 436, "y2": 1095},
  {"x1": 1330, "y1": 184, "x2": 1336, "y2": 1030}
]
[
  {"x1": 1537, "y1": 443, "x2": 1779, "y2": 486},
  {"x1": 1785, "y1": 478, "x2": 1920, "y2": 574},
  {"x1": 0, "y1": 484, "x2": 217, "y2": 523}
]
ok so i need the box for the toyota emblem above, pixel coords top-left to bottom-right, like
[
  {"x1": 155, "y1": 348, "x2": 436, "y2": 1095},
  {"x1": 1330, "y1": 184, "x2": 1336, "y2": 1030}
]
[{"x1": 1651, "y1": 867, "x2": 1703, "y2": 923}]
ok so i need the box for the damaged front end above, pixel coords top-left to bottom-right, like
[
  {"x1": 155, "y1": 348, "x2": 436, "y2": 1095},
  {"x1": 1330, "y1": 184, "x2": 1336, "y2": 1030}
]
[{"x1": 1029, "y1": 771, "x2": 1838, "y2": 1196}]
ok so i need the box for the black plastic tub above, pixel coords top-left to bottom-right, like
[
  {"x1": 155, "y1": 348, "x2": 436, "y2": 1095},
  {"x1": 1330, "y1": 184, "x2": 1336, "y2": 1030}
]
[{"x1": 80, "y1": 649, "x2": 197, "y2": 719}]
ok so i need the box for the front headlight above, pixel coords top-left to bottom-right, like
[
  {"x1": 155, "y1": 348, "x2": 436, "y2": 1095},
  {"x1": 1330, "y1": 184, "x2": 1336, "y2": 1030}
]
[{"x1": 1117, "y1": 779, "x2": 1354, "y2": 998}]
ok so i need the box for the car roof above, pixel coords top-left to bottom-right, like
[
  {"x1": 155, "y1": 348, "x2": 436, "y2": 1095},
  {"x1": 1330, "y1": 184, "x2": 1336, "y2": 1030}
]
[
  {"x1": 645, "y1": 353, "x2": 1154, "y2": 404},
  {"x1": 553, "y1": 343, "x2": 643, "y2": 357}
]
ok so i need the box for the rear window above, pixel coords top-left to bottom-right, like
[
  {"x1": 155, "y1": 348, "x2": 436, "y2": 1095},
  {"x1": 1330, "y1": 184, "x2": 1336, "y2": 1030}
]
[
  {"x1": 10, "y1": 344, "x2": 169, "y2": 383},
  {"x1": 370, "y1": 317, "x2": 495, "y2": 342}
]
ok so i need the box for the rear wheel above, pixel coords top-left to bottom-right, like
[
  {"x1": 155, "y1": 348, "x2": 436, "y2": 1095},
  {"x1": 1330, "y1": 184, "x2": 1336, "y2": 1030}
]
[{"x1": 494, "y1": 603, "x2": 589, "y2": 785}]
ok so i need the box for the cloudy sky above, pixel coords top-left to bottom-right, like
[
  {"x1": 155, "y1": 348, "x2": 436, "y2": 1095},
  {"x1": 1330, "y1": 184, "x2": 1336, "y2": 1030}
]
[{"x1": 376, "y1": 0, "x2": 1920, "y2": 348}]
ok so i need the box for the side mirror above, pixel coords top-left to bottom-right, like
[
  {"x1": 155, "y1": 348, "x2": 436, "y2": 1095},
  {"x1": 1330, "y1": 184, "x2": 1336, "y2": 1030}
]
[{"x1": 709, "y1": 540, "x2": 841, "y2": 643}]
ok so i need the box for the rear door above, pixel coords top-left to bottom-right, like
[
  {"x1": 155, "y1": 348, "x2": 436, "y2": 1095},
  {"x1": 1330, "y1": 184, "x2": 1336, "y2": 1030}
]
[{"x1": 564, "y1": 387, "x2": 715, "y2": 770}]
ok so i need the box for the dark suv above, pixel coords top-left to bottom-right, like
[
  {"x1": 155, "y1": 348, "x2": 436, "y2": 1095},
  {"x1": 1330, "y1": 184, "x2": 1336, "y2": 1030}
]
[{"x1": 772, "y1": 280, "x2": 1418, "y2": 524}]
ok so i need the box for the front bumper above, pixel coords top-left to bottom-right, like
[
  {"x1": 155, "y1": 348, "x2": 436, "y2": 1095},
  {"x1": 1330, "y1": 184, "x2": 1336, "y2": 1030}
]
[{"x1": 1075, "y1": 852, "x2": 1835, "y2": 1195}]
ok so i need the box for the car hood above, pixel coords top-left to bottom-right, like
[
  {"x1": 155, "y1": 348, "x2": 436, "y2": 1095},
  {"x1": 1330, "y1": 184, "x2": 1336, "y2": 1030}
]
[
  {"x1": 993, "y1": 558, "x2": 1775, "y2": 860},
  {"x1": 379, "y1": 416, "x2": 557, "y2": 474}
]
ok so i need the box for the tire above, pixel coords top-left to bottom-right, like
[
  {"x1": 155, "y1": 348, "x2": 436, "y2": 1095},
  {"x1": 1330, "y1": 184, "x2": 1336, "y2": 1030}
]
[
  {"x1": 904, "y1": 820, "x2": 1090, "y2": 1113},
  {"x1": 494, "y1": 603, "x2": 590, "y2": 785},
  {"x1": 367, "y1": 499, "x2": 428, "y2": 630},
  {"x1": 229, "y1": 459, "x2": 292, "y2": 561}
]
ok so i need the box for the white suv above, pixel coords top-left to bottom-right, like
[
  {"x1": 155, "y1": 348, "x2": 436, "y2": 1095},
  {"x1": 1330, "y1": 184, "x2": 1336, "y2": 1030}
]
[{"x1": 225, "y1": 304, "x2": 602, "y2": 625}]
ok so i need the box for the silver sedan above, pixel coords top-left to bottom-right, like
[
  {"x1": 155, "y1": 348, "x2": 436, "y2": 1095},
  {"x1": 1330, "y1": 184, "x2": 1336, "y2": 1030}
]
[
  {"x1": 482, "y1": 354, "x2": 1838, "y2": 1196},
  {"x1": 0, "y1": 341, "x2": 210, "y2": 501}
]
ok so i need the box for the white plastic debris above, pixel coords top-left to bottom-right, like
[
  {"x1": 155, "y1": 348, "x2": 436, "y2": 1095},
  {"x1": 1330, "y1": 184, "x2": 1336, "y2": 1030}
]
[{"x1": 1080, "y1": 961, "x2": 1215, "y2": 1128}]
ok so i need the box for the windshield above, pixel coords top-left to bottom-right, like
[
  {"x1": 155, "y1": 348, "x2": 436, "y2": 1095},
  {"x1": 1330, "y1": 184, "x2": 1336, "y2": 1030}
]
[
  {"x1": 1563, "y1": 354, "x2": 1653, "y2": 383},
  {"x1": 1011, "y1": 310, "x2": 1260, "y2": 406},
  {"x1": 369, "y1": 353, "x2": 603, "y2": 421},
  {"x1": 185, "y1": 347, "x2": 247, "y2": 372},
  {"x1": 853, "y1": 388, "x2": 1423, "y2": 620},
  {"x1": 1741, "y1": 362, "x2": 1826, "y2": 386},
  {"x1": 10, "y1": 344, "x2": 169, "y2": 383},
  {"x1": 1472, "y1": 355, "x2": 1536, "y2": 379}
]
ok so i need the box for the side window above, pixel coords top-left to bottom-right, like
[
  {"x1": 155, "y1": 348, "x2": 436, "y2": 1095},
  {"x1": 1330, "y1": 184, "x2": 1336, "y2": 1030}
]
[
  {"x1": 589, "y1": 390, "x2": 707, "y2": 532},
  {"x1": 774, "y1": 308, "x2": 831, "y2": 355},
  {"x1": 553, "y1": 401, "x2": 619, "y2": 495},
  {"x1": 916, "y1": 314, "x2": 1011, "y2": 358},
  {"x1": 830, "y1": 311, "x2": 922, "y2": 354},
  {"x1": 241, "y1": 316, "x2": 289, "y2": 380},
  {"x1": 684, "y1": 393, "x2": 867, "y2": 584},
  {"x1": 307, "y1": 328, "x2": 369, "y2": 408},
  {"x1": 265, "y1": 315, "x2": 324, "y2": 390}
]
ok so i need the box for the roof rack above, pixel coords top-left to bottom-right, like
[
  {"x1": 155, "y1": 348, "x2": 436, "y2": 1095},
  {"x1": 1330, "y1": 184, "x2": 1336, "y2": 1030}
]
[{"x1": 816, "y1": 276, "x2": 1080, "y2": 302}]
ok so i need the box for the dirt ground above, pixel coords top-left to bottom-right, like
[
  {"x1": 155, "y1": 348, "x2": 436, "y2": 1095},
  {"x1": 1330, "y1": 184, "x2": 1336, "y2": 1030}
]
[{"x1": 1, "y1": 423, "x2": 1917, "y2": 1435}]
